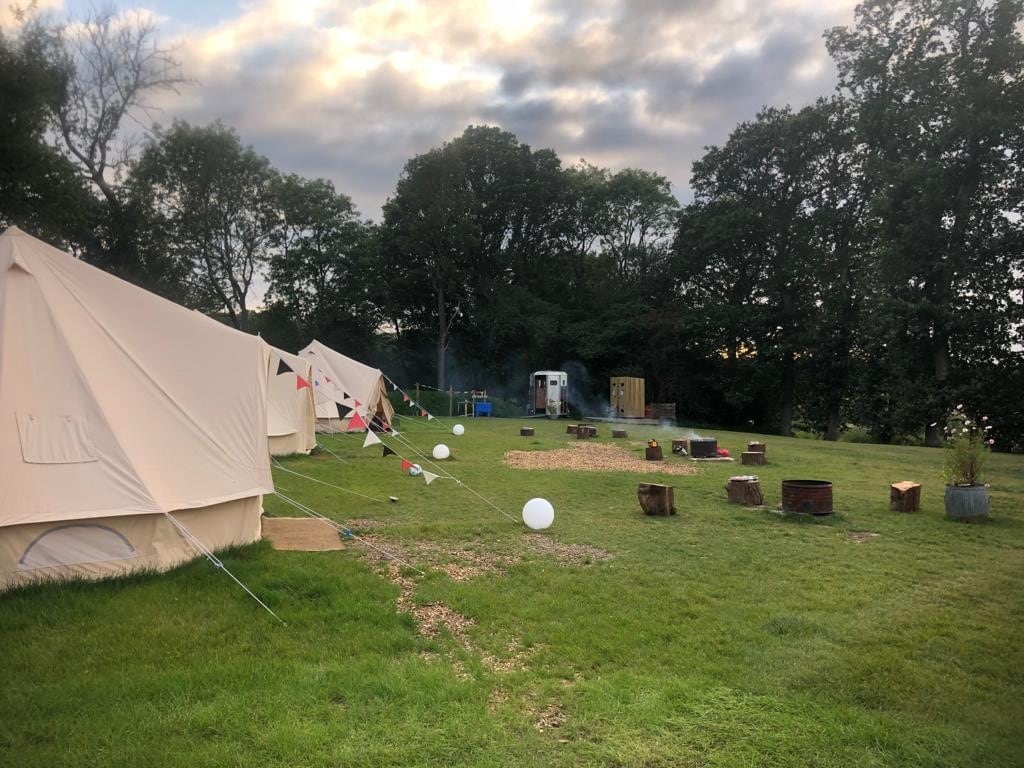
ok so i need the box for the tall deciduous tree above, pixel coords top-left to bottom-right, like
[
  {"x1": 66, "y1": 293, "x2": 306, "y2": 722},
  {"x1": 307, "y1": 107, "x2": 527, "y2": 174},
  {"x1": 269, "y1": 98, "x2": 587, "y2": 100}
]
[
  {"x1": 264, "y1": 174, "x2": 381, "y2": 354},
  {"x1": 827, "y1": 0, "x2": 1024, "y2": 445},
  {"x1": 381, "y1": 143, "x2": 478, "y2": 389},
  {"x1": 128, "y1": 121, "x2": 280, "y2": 329},
  {"x1": 0, "y1": 21, "x2": 95, "y2": 244}
]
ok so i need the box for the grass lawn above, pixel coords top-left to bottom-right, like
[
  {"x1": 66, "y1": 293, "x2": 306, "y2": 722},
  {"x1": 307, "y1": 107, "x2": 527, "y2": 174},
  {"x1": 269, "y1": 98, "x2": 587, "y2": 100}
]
[{"x1": 2, "y1": 417, "x2": 1023, "y2": 767}]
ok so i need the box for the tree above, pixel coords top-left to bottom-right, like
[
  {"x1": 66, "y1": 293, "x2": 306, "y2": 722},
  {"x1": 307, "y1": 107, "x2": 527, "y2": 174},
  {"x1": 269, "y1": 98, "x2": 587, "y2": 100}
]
[
  {"x1": 0, "y1": 20, "x2": 95, "y2": 244},
  {"x1": 827, "y1": 0, "x2": 1024, "y2": 445},
  {"x1": 264, "y1": 174, "x2": 381, "y2": 354},
  {"x1": 128, "y1": 121, "x2": 280, "y2": 329},
  {"x1": 380, "y1": 143, "x2": 478, "y2": 389}
]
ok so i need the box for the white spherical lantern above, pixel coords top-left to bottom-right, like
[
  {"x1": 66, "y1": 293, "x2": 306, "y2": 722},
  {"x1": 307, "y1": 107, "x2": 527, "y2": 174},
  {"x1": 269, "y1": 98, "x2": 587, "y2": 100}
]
[
  {"x1": 522, "y1": 498, "x2": 555, "y2": 530},
  {"x1": 432, "y1": 444, "x2": 451, "y2": 460},
  {"x1": 452, "y1": 424, "x2": 465, "y2": 436}
]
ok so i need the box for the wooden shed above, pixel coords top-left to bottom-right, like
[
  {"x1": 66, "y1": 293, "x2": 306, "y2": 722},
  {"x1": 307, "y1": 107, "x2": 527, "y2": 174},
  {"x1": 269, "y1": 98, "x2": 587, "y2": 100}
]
[{"x1": 610, "y1": 376, "x2": 645, "y2": 418}]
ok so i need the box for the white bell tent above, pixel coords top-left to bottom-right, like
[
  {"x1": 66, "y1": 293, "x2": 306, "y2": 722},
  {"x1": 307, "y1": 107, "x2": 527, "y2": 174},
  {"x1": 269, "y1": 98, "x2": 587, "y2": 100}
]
[
  {"x1": 267, "y1": 347, "x2": 316, "y2": 456},
  {"x1": 0, "y1": 227, "x2": 274, "y2": 590},
  {"x1": 299, "y1": 340, "x2": 395, "y2": 431}
]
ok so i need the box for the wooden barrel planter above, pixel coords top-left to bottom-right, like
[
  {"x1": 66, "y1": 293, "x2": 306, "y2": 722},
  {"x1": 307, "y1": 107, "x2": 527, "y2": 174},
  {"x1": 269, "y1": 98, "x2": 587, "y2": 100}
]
[
  {"x1": 612, "y1": 429, "x2": 628, "y2": 438},
  {"x1": 520, "y1": 427, "x2": 535, "y2": 437},
  {"x1": 944, "y1": 485, "x2": 989, "y2": 522},
  {"x1": 781, "y1": 480, "x2": 833, "y2": 515}
]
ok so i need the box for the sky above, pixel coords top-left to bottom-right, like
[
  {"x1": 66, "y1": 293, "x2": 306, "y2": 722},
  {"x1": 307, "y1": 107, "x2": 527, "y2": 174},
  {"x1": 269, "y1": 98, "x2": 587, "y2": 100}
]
[{"x1": 12, "y1": 0, "x2": 861, "y2": 220}]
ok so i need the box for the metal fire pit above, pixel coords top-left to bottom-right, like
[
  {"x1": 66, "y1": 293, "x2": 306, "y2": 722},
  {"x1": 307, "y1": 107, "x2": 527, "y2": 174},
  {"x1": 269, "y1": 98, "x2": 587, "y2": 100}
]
[
  {"x1": 689, "y1": 437, "x2": 718, "y2": 458},
  {"x1": 781, "y1": 480, "x2": 833, "y2": 515}
]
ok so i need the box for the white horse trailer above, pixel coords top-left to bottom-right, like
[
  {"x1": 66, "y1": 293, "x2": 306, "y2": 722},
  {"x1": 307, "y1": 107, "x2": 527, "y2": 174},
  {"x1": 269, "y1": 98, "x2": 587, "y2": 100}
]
[{"x1": 528, "y1": 370, "x2": 569, "y2": 417}]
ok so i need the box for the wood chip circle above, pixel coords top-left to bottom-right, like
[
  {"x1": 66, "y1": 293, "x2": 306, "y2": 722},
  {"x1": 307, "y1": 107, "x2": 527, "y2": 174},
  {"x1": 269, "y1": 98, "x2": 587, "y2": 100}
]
[{"x1": 504, "y1": 441, "x2": 697, "y2": 475}]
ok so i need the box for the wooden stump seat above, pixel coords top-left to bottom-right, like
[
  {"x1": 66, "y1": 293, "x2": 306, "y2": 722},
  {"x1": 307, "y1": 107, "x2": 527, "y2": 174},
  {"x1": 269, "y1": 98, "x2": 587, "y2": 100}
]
[
  {"x1": 726, "y1": 476, "x2": 764, "y2": 506},
  {"x1": 638, "y1": 483, "x2": 676, "y2": 516},
  {"x1": 741, "y1": 451, "x2": 766, "y2": 466},
  {"x1": 612, "y1": 429, "x2": 628, "y2": 438},
  {"x1": 890, "y1": 481, "x2": 921, "y2": 512},
  {"x1": 520, "y1": 427, "x2": 535, "y2": 437}
]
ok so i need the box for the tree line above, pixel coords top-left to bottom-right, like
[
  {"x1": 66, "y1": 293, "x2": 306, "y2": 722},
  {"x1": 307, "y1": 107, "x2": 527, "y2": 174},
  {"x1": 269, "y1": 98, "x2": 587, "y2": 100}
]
[{"x1": 2, "y1": 1, "x2": 1022, "y2": 449}]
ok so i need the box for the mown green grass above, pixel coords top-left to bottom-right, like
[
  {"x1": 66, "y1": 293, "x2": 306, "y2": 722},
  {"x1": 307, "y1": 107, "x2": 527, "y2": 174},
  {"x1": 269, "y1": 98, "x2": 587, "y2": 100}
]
[{"x1": 3, "y1": 418, "x2": 1023, "y2": 767}]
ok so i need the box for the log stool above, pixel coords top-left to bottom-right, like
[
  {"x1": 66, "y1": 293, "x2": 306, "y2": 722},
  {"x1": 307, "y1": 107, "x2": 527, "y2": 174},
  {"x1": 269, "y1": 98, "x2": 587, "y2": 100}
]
[
  {"x1": 567, "y1": 424, "x2": 578, "y2": 435},
  {"x1": 671, "y1": 438, "x2": 689, "y2": 455},
  {"x1": 747, "y1": 441, "x2": 766, "y2": 456},
  {"x1": 645, "y1": 439, "x2": 663, "y2": 461},
  {"x1": 726, "y1": 475, "x2": 764, "y2": 506},
  {"x1": 638, "y1": 483, "x2": 676, "y2": 516},
  {"x1": 576, "y1": 425, "x2": 596, "y2": 439},
  {"x1": 520, "y1": 427, "x2": 535, "y2": 437},
  {"x1": 612, "y1": 429, "x2": 628, "y2": 438},
  {"x1": 741, "y1": 451, "x2": 766, "y2": 466},
  {"x1": 890, "y1": 481, "x2": 921, "y2": 512}
]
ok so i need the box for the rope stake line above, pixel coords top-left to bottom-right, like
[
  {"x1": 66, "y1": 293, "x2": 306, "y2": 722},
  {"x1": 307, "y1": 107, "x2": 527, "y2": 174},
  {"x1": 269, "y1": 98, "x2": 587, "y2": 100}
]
[
  {"x1": 273, "y1": 491, "x2": 425, "y2": 575},
  {"x1": 164, "y1": 512, "x2": 287, "y2": 625},
  {"x1": 271, "y1": 459, "x2": 388, "y2": 504}
]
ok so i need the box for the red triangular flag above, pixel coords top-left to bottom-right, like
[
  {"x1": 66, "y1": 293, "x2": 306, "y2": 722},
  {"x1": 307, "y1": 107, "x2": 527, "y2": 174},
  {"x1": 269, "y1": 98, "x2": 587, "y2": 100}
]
[
  {"x1": 420, "y1": 409, "x2": 427, "y2": 417},
  {"x1": 403, "y1": 394, "x2": 410, "y2": 402},
  {"x1": 325, "y1": 376, "x2": 332, "y2": 383},
  {"x1": 295, "y1": 374, "x2": 310, "y2": 390},
  {"x1": 348, "y1": 412, "x2": 367, "y2": 431},
  {"x1": 400, "y1": 459, "x2": 413, "y2": 471},
  {"x1": 354, "y1": 399, "x2": 362, "y2": 407}
]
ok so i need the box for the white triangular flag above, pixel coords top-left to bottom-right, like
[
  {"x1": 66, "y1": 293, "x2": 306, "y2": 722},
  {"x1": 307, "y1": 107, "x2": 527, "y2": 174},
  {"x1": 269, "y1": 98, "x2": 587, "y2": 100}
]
[
  {"x1": 363, "y1": 430, "x2": 382, "y2": 448},
  {"x1": 427, "y1": 414, "x2": 435, "y2": 421},
  {"x1": 422, "y1": 470, "x2": 439, "y2": 485}
]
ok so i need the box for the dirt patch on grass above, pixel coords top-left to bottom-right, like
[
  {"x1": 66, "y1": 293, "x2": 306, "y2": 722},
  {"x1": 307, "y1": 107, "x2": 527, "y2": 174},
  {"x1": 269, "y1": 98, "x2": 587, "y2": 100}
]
[
  {"x1": 534, "y1": 702, "x2": 566, "y2": 731},
  {"x1": 848, "y1": 531, "x2": 880, "y2": 544},
  {"x1": 357, "y1": 532, "x2": 613, "y2": 577},
  {"x1": 261, "y1": 517, "x2": 344, "y2": 551},
  {"x1": 526, "y1": 534, "x2": 612, "y2": 565},
  {"x1": 504, "y1": 441, "x2": 697, "y2": 476}
]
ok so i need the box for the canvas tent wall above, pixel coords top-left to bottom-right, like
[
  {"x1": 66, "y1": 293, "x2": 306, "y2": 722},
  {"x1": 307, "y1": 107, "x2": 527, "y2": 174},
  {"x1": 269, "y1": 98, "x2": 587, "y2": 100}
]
[
  {"x1": 299, "y1": 340, "x2": 395, "y2": 431},
  {"x1": 0, "y1": 227, "x2": 273, "y2": 590},
  {"x1": 267, "y1": 347, "x2": 315, "y2": 456}
]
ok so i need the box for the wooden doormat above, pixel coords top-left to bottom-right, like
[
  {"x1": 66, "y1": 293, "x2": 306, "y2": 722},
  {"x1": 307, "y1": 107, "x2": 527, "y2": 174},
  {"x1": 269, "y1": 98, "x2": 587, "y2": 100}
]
[{"x1": 262, "y1": 517, "x2": 344, "y2": 551}]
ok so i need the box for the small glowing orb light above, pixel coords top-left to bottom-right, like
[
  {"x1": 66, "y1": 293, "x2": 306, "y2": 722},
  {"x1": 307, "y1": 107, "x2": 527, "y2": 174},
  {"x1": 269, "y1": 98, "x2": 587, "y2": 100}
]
[
  {"x1": 432, "y1": 444, "x2": 451, "y2": 460},
  {"x1": 452, "y1": 424, "x2": 465, "y2": 436},
  {"x1": 522, "y1": 498, "x2": 555, "y2": 530}
]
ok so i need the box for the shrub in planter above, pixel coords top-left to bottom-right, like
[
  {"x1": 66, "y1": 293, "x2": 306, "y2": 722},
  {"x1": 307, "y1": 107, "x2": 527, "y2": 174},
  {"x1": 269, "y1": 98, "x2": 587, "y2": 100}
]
[{"x1": 942, "y1": 406, "x2": 995, "y2": 522}]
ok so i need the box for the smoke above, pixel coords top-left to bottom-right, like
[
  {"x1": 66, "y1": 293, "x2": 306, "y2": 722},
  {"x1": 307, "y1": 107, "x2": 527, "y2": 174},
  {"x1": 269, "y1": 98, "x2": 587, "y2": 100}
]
[{"x1": 560, "y1": 360, "x2": 613, "y2": 417}]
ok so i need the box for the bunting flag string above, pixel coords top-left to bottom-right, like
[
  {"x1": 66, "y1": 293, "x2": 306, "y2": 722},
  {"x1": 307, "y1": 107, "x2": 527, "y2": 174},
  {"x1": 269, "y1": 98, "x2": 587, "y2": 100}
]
[
  {"x1": 422, "y1": 470, "x2": 439, "y2": 485},
  {"x1": 296, "y1": 374, "x2": 311, "y2": 390},
  {"x1": 363, "y1": 430, "x2": 382, "y2": 448},
  {"x1": 348, "y1": 411, "x2": 367, "y2": 431},
  {"x1": 382, "y1": 445, "x2": 396, "y2": 457},
  {"x1": 400, "y1": 458, "x2": 413, "y2": 471},
  {"x1": 276, "y1": 359, "x2": 293, "y2": 376},
  {"x1": 402, "y1": 394, "x2": 410, "y2": 403}
]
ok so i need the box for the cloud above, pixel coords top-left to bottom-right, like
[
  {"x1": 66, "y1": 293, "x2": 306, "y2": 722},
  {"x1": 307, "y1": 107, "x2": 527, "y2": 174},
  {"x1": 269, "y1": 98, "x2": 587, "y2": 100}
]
[{"x1": 108, "y1": 0, "x2": 858, "y2": 216}]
